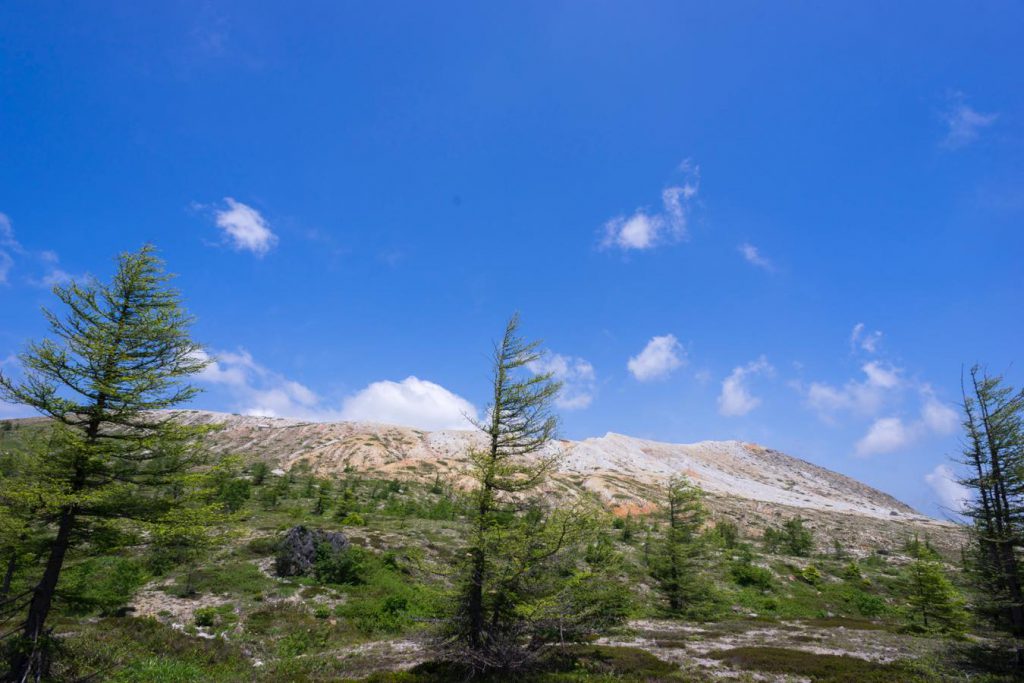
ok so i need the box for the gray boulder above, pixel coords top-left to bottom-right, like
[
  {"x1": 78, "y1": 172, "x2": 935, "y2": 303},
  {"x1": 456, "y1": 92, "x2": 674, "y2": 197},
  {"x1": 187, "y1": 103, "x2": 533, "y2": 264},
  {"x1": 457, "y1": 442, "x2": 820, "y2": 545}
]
[{"x1": 274, "y1": 525, "x2": 350, "y2": 577}]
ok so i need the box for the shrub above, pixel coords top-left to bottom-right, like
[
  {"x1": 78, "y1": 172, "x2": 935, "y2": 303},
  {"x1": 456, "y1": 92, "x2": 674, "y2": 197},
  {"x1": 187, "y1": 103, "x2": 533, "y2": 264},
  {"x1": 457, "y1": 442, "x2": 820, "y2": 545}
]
[
  {"x1": 340, "y1": 512, "x2": 366, "y2": 526},
  {"x1": 841, "y1": 561, "x2": 863, "y2": 581},
  {"x1": 60, "y1": 557, "x2": 150, "y2": 615},
  {"x1": 218, "y1": 478, "x2": 251, "y2": 513},
  {"x1": 315, "y1": 545, "x2": 368, "y2": 585},
  {"x1": 800, "y1": 565, "x2": 822, "y2": 585},
  {"x1": 763, "y1": 517, "x2": 814, "y2": 557},
  {"x1": 194, "y1": 607, "x2": 217, "y2": 628},
  {"x1": 711, "y1": 520, "x2": 739, "y2": 548},
  {"x1": 731, "y1": 562, "x2": 774, "y2": 590}
]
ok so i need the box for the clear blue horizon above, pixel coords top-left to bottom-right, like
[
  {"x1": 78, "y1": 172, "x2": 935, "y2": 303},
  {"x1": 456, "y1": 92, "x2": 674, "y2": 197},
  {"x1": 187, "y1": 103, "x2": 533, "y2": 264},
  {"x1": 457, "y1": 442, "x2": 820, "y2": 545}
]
[{"x1": 2, "y1": 2, "x2": 1021, "y2": 518}]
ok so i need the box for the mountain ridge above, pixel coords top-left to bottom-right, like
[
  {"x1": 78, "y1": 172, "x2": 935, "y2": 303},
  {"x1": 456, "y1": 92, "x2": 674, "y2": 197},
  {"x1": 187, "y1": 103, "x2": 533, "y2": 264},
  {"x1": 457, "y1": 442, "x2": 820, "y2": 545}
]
[{"x1": 164, "y1": 409, "x2": 964, "y2": 554}]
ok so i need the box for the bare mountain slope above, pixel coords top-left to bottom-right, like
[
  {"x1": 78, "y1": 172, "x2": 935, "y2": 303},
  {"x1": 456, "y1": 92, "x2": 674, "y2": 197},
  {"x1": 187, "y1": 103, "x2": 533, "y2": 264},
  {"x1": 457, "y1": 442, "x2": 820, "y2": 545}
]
[{"x1": 175, "y1": 410, "x2": 964, "y2": 554}]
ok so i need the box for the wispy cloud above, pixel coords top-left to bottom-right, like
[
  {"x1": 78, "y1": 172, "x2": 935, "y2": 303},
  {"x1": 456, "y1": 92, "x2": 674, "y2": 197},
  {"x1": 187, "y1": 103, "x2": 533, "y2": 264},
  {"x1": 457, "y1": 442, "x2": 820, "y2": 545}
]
[
  {"x1": 528, "y1": 351, "x2": 597, "y2": 410},
  {"x1": 718, "y1": 356, "x2": 773, "y2": 417},
  {"x1": 0, "y1": 213, "x2": 20, "y2": 284},
  {"x1": 210, "y1": 198, "x2": 278, "y2": 256},
  {"x1": 628, "y1": 334, "x2": 685, "y2": 381},
  {"x1": 941, "y1": 93, "x2": 997, "y2": 149},
  {"x1": 925, "y1": 464, "x2": 970, "y2": 515},
  {"x1": 854, "y1": 387, "x2": 958, "y2": 457},
  {"x1": 600, "y1": 162, "x2": 699, "y2": 251},
  {"x1": 849, "y1": 323, "x2": 883, "y2": 354},
  {"x1": 0, "y1": 213, "x2": 79, "y2": 287},
  {"x1": 738, "y1": 243, "x2": 774, "y2": 272},
  {"x1": 800, "y1": 361, "x2": 902, "y2": 421}
]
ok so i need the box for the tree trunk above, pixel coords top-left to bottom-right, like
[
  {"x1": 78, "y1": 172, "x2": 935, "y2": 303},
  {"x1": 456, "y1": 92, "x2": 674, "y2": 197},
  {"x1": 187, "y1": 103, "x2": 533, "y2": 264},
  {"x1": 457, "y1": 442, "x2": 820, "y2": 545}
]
[
  {"x1": 468, "y1": 548, "x2": 485, "y2": 648},
  {"x1": 6, "y1": 506, "x2": 75, "y2": 683},
  {"x1": 0, "y1": 551, "x2": 16, "y2": 599}
]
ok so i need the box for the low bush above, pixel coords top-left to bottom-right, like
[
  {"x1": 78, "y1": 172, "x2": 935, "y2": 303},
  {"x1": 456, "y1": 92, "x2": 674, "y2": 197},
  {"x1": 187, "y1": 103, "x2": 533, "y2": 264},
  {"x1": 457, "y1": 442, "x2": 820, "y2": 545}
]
[{"x1": 730, "y1": 562, "x2": 773, "y2": 590}]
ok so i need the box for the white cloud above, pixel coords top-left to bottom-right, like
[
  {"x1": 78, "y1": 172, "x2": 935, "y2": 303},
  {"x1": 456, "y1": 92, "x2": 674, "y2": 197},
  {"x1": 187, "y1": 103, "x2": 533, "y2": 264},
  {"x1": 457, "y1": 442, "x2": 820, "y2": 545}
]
[
  {"x1": 340, "y1": 377, "x2": 477, "y2": 430},
  {"x1": 193, "y1": 348, "x2": 476, "y2": 429},
  {"x1": 856, "y1": 417, "x2": 913, "y2": 456},
  {"x1": 799, "y1": 331, "x2": 960, "y2": 458},
  {"x1": 0, "y1": 213, "x2": 82, "y2": 287},
  {"x1": 601, "y1": 164, "x2": 699, "y2": 251},
  {"x1": 803, "y1": 361, "x2": 902, "y2": 419},
  {"x1": 628, "y1": 335, "x2": 685, "y2": 381},
  {"x1": 718, "y1": 356, "x2": 773, "y2": 417},
  {"x1": 0, "y1": 213, "x2": 18, "y2": 284},
  {"x1": 849, "y1": 323, "x2": 883, "y2": 353},
  {"x1": 942, "y1": 94, "x2": 997, "y2": 149},
  {"x1": 854, "y1": 389, "x2": 960, "y2": 457},
  {"x1": 920, "y1": 388, "x2": 959, "y2": 434},
  {"x1": 925, "y1": 464, "x2": 970, "y2": 514},
  {"x1": 528, "y1": 352, "x2": 596, "y2": 410},
  {"x1": 195, "y1": 348, "x2": 324, "y2": 419},
  {"x1": 738, "y1": 243, "x2": 774, "y2": 271},
  {"x1": 39, "y1": 269, "x2": 74, "y2": 287},
  {"x1": 214, "y1": 198, "x2": 278, "y2": 256},
  {"x1": 0, "y1": 214, "x2": 15, "y2": 248},
  {"x1": 0, "y1": 252, "x2": 12, "y2": 286}
]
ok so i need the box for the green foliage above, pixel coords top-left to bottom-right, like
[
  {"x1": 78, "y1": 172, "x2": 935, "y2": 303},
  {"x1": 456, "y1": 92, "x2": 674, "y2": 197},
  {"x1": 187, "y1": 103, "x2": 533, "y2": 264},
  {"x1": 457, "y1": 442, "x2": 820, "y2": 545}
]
[
  {"x1": 957, "y1": 367, "x2": 1024, "y2": 643},
  {"x1": 763, "y1": 517, "x2": 814, "y2": 556},
  {"x1": 901, "y1": 557, "x2": 969, "y2": 636},
  {"x1": 180, "y1": 560, "x2": 273, "y2": 598},
  {"x1": 258, "y1": 484, "x2": 280, "y2": 510},
  {"x1": 711, "y1": 647, "x2": 933, "y2": 683},
  {"x1": 800, "y1": 564, "x2": 823, "y2": 585},
  {"x1": 0, "y1": 246, "x2": 208, "y2": 678},
  {"x1": 340, "y1": 512, "x2": 366, "y2": 526},
  {"x1": 709, "y1": 519, "x2": 739, "y2": 548},
  {"x1": 59, "y1": 556, "x2": 149, "y2": 615},
  {"x1": 315, "y1": 544, "x2": 368, "y2": 585},
  {"x1": 730, "y1": 561, "x2": 774, "y2": 590},
  {"x1": 249, "y1": 461, "x2": 270, "y2": 486},
  {"x1": 904, "y1": 534, "x2": 939, "y2": 560},
  {"x1": 650, "y1": 477, "x2": 717, "y2": 616},
  {"x1": 332, "y1": 551, "x2": 444, "y2": 634},
  {"x1": 841, "y1": 561, "x2": 863, "y2": 581},
  {"x1": 445, "y1": 313, "x2": 607, "y2": 672},
  {"x1": 194, "y1": 606, "x2": 218, "y2": 627}
]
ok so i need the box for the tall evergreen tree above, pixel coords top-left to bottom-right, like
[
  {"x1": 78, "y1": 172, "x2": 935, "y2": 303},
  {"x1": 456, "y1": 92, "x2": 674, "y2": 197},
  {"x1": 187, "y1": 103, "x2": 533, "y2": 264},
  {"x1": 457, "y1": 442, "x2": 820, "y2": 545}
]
[
  {"x1": 0, "y1": 245, "x2": 207, "y2": 681},
  {"x1": 446, "y1": 313, "x2": 574, "y2": 672},
  {"x1": 957, "y1": 366, "x2": 1024, "y2": 665},
  {"x1": 650, "y1": 476, "x2": 712, "y2": 614}
]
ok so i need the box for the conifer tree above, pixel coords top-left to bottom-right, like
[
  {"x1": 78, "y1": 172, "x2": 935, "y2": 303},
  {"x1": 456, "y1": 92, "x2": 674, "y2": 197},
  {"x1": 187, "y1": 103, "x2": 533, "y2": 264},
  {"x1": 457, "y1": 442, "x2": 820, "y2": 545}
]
[
  {"x1": 650, "y1": 477, "x2": 712, "y2": 614},
  {"x1": 0, "y1": 245, "x2": 206, "y2": 680},
  {"x1": 446, "y1": 314, "x2": 575, "y2": 672},
  {"x1": 957, "y1": 366, "x2": 1024, "y2": 664},
  {"x1": 902, "y1": 556, "x2": 969, "y2": 636}
]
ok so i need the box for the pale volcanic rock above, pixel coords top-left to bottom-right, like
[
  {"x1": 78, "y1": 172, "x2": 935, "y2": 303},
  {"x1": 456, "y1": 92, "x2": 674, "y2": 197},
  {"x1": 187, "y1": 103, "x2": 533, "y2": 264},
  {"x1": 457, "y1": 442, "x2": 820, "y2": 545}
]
[{"x1": 170, "y1": 409, "x2": 965, "y2": 554}]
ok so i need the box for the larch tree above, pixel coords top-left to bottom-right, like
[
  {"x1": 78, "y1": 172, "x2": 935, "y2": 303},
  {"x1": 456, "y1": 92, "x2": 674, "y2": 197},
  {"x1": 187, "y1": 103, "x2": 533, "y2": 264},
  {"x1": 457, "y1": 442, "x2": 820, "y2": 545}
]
[
  {"x1": 446, "y1": 313, "x2": 579, "y2": 673},
  {"x1": 650, "y1": 476, "x2": 711, "y2": 615},
  {"x1": 0, "y1": 245, "x2": 207, "y2": 681},
  {"x1": 902, "y1": 555, "x2": 969, "y2": 636},
  {"x1": 957, "y1": 365, "x2": 1024, "y2": 666}
]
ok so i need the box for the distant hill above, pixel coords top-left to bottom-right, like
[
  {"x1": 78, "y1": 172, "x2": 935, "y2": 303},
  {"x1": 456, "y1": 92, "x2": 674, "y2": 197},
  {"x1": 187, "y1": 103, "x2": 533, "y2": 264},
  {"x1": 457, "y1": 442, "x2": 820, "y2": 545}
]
[{"x1": 173, "y1": 410, "x2": 965, "y2": 555}]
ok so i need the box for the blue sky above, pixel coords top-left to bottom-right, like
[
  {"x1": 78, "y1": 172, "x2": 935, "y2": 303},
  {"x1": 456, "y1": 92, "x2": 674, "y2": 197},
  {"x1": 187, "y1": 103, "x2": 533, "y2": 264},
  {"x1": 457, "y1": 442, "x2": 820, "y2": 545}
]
[{"x1": 1, "y1": 2, "x2": 1022, "y2": 517}]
